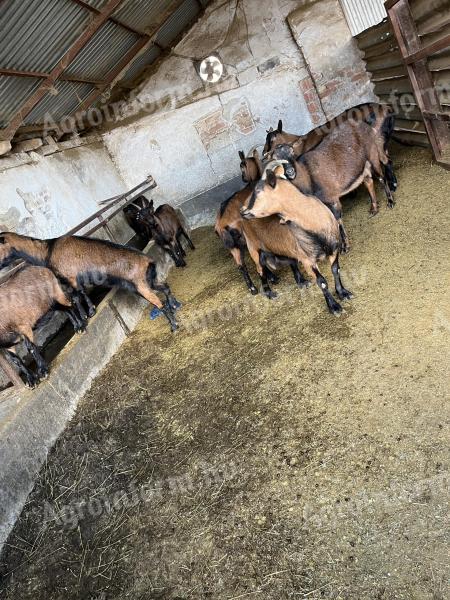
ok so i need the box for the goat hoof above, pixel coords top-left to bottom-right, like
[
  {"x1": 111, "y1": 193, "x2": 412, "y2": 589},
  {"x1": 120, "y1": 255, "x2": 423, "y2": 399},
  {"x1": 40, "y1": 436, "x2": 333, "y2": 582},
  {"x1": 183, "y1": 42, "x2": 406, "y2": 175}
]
[
  {"x1": 341, "y1": 245, "x2": 350, "y2": 255},
  {"x1": 264, "y1": 290, "x2": 278, "y2": 300},
  {"x1": 249, "y1": 287, "x2": 258, "y2": 295},
  {"x1": 369, "y1": 209, "x2": 379, "y2": 218},
  {"x1": 338, "y1": 289, "x2": 353, "y2": 301},
  {"x1": 387, "y1": 201, "x2": 395, "y2": 209},
  {"x1": 299, "y1": 281, "x2": 311, "y2": 289}
]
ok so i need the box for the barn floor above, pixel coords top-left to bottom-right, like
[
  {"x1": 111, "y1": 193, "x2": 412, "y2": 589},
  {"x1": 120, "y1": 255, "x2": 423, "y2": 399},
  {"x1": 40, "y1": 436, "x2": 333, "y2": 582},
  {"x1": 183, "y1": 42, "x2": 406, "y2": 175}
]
[{"x1": 0, "y1": 146, "x2": 449, "y2": 600}]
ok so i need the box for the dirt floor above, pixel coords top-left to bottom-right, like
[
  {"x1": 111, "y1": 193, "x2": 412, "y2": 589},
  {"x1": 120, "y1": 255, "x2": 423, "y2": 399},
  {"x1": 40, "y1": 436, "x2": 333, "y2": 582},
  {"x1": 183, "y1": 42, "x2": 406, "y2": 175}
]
[{"x1": 0, "y1": 145, "x2": 449, "y2": 600}]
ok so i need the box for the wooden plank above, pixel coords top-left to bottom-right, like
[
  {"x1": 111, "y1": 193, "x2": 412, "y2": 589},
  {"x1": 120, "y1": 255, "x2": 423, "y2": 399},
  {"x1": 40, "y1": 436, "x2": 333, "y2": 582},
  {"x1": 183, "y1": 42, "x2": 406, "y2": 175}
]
[
  {"x1": 410, "y1": 0, "x2": 449, "y2": 24},
  {"x1": 366, "y1": 50, "x2": 404, "y2": 71},
  {"x1": 405, "y1": 33, "x2": 450, "y2": 64},
  {"x1": 0, "y1": 352, "x2": 25, "y2": 388},
  {"x1": 418, "y1": 13, "x2": 450, "y2": 37},
  {"x1": 392, "y1": 130, "x2": 431, "y2": 146},
  {"x1": 370, "y1": 65, "x2": 409, "y2": 80},
  {"x1": 374, "y1": 76, "x2": 413, "y2": 94},
  {"x1": 363, "y1": 38, "x2": 399, "y2": 59},
  {"x1": 429, "y1": 51, "x2": 450, "y2": 72},
  {"x1": 356, "y1": 20, "x2": 392, "y2": 50}
]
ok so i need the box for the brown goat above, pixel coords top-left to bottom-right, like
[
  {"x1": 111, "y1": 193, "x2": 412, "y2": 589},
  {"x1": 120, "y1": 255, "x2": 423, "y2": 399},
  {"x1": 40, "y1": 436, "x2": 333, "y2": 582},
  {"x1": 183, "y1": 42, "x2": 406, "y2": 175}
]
[
  {"x1": 137, "y1": 201, "x2": 195, "y2": 268},
  {"x1": 272, "y1": 119, "x2": 395, "y2": 253},
  {"x1": 0, "y1": 265, "x2": 84, "y2": 387},
  {"x1": 0, "y1": 233, "x2": 179, "y2": 331},
  {"x1": 241, "y1": 169, "x2": 352, "y2": 314},
  {"x1": 215, "y1": 152, "x2": 310, "y2": 297},
  {"x1": 264, "y1": 103, "x2": 397, "y2": 193}
]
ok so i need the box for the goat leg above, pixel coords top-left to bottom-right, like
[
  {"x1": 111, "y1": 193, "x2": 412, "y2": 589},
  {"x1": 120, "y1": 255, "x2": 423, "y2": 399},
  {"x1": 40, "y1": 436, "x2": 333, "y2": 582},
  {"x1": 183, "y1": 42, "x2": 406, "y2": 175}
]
[
  {"x1": 5, "y1": 350, "x2": 38, "y2": 388},
  {"x1": 312, "y1": 267, "x2": 342, "y2": 316},
  {"x1": 330, "y1": 255, "x2": 353, "y2": 301},
  {"x1": 23, "y1": 336, "x2": 49, "y2": 381}
]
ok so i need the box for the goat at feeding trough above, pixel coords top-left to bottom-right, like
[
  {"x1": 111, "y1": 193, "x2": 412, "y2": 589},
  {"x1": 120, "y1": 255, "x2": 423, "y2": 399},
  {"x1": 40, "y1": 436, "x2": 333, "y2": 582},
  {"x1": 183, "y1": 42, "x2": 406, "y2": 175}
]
[
  {"x1": 123, "y1": 196, "x2": 153, "y2": 245},
  {"x1": 0, "y1": 233, "x2": 180, "y2": 332},
  {"x1": 0, "y1": 265, "x2": 85, "y2": 388},
  {"x1": 136, "y1": 201, "x2": 195, "y2": 268},
  {"x1": 241, "y1": 167, "x2": 353, "y2": 315}
]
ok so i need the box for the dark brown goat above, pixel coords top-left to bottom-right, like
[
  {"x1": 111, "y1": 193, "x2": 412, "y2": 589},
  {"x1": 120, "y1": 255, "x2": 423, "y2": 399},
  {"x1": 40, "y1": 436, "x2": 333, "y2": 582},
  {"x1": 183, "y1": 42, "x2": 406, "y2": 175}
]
[
  {"x1": 215, "y1": 153, "x2": 310, "y2": 297},
  {"x1": 0, "y1": 266, "x2": 84, "y2": 387},
  {"x1": 264, "y1": 103, "x2": 397, "y2": 193},
  {"x1": 137, "y1": 201, "x2": 195, "y2": 268},
  {"x1": 123, "y1": 196, "x2": 152, "y2": 243},
  {"x1": 0, "y1": 233, "x2": 179, "y2": 331},
  {"x1": 271, "y1": 119, "x2": 395, "y2": 253},
  {"x1": 241, "y1": 169, "x2": 352, "y2": 315}
]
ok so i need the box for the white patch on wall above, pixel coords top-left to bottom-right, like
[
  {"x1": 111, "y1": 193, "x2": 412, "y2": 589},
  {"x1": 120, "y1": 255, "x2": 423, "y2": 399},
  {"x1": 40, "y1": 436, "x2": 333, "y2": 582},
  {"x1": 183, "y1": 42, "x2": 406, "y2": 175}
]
[{"x1": 339, "y1": 0, "x2": 387, "y2": 36}]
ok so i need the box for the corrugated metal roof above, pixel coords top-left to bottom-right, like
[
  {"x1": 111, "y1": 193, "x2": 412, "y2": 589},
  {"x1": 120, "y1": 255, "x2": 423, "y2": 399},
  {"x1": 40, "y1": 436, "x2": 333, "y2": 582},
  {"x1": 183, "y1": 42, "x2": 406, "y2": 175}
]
[
  {"x1": 113, "y1": 0, "x2": 176, "y2": 35},
  {"x1": 64, "y1": 21, "x2": 140, "y2": 80},
  {"x1": 122, "y1": 44, "x2": 162, "y2": 81},
  {"x1": 25, "y1": 80, "x2": 96, "y2": 125},
  {"x1": 0, "y1": 0, "x2": 210, "y2": 138},
  {"x1": 339, "y1": 0, "x2": 387, "y2": 37},
  {"x1": 0, "y1": 76, "x2": 43, "y2": 129},
  {"x1": 155, "y1": 0, "x2": 200, "y2": 48},
  {"x1": 0, "y1": 0, "x2": 89, "y2": 73}
]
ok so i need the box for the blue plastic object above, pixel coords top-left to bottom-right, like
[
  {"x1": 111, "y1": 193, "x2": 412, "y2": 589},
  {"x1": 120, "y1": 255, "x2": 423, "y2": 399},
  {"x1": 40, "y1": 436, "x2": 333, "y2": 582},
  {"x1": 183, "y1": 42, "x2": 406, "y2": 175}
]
[{"x1": 150, "y1": 307, "x2": 163, "y2": 320}]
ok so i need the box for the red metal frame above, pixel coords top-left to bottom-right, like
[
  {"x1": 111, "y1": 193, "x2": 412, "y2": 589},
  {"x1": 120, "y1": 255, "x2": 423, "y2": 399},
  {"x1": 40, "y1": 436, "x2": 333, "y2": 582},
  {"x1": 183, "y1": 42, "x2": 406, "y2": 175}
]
[{"x1": 385, "y1": 0, "x2": 450, "y2": 169}]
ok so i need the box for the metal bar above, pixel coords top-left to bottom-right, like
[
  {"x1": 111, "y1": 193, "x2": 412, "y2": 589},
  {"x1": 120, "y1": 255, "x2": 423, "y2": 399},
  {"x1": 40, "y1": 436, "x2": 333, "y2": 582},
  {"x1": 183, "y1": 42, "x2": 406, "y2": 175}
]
[
  {"x1": 74, "y1": 36, "x2": 151, "y2": 115},
  {"x1": 0, "y1": 68, "x2": 106, "y2": 86},
  {"x1": 0, "y1": 351, "x2": 26, "y2": 388},
  {"x1": 404, "y1": 33, "x2": 450, "y2": 64},
  {"x1": 0, "y1": 0, "x2": 127, "y2": 142}
]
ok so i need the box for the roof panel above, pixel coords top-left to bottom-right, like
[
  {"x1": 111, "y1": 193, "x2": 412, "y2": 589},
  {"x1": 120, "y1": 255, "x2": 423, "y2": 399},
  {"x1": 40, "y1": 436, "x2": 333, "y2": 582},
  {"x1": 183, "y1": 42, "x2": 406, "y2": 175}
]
[
  {"x1": 0, "y1": 76, "x2": 43, "y2": 129},
  {"x1": 113, "y1": 0, "x2": 176, "y2": 35},
  {"x1": 122, "y1": 44, "x2": 162, "y2": 82},
  {"x1": 24, "y1": 80, "x2": 96, "y2": 125},
  {"x1": 82, "y1": 0, "x2": 111, "y2": 8},
  {"x1": 155, "y1": 0, "x2": 200, "y2": 48},
  {"x1": 0, "y1": 0, "x2": 89, "y2": 73},
  {"x1": 64, "y1": 21, "x2": 140, "y2": 80}
]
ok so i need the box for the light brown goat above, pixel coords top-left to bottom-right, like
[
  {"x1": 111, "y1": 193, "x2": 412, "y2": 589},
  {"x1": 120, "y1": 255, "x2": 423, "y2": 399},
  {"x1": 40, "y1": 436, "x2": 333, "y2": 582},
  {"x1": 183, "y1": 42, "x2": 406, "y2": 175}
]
[
  {"x1": 241, "y1": 169, "x2": 352, "y2": 314},
  {"x1": 0, "y1": 233, "x2": 179, "y2": 331},
  {"x1": 0, "y1": 265, "x2": 84, "y2": 387},
  {"x1": 215, "y1": 153, "x2": 310, "y2": 297}
]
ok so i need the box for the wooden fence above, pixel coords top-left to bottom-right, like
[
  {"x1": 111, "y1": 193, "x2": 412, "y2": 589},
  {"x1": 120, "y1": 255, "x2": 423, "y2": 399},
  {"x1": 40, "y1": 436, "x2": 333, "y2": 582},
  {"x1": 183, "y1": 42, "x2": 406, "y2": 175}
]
[{"x1": 356, "y1": 0, "x2": 450, "y2": 157}]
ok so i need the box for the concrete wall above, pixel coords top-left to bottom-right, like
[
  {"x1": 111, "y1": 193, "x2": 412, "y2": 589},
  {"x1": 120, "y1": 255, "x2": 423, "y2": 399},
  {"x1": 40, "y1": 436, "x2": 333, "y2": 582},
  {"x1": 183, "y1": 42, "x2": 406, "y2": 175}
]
[
  {"x1": 103, "y1": 0, "x2": 313, "y2": 208},
  {"x1": 0, "y1": 140, "x2": 127, "y2": 239}
]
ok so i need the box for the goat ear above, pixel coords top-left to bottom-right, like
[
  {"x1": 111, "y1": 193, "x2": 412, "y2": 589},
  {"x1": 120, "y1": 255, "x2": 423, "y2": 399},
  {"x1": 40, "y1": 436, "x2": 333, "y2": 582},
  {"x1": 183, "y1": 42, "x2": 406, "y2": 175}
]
[
  {"x1": 148, "y1": 199, "x2": 154, "y2": 210},
  {"x1": 238, "y1": 150, "x2": 245, "y2": 161},
  {"x1": 266, "y1": 169, "x2": 277, "y2": 189},
  {"x1": 277, "y1": 120, "x2": 283, "y2": 133}
]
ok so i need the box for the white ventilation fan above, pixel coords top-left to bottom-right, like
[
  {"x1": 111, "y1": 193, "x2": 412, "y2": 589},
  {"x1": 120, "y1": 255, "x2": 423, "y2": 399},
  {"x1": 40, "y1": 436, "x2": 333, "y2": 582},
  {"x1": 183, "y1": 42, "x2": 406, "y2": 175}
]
[{"x1": 198, "y1": 55, "x2": 224, "y2": 83}]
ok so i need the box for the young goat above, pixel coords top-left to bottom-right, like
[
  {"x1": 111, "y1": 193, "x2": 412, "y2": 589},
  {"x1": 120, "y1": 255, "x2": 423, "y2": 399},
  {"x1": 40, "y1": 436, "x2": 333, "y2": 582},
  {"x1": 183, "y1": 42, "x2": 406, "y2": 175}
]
[
  {"x1": 215, "y1": 152, "x2": 310, "y2": 297},
  {"x1": 137, "y1": 201, "x2": 195, "y2": 268},
  {"x1": 272, "y1": 119, "x2": 395, "y2": 253},
  {"x1": 264, "y1": 103, "x2": 397, "y2": 193},
  {"x1": 241, "y1": 168, "x2": 352, "y2": 315},
  {"x1": 0, "y1": 266, "x2": 85, "y2": 387},
  {"x1": 0, "y1": 233, "x2": 179, "y2": 331}
]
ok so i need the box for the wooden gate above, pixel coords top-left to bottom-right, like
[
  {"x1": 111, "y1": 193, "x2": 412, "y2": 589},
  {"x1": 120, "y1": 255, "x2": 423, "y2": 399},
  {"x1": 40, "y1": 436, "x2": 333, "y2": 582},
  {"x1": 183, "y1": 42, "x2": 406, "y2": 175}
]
[{"x1": 386, "y1": 0, "x2": 450, "y2": 168}]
